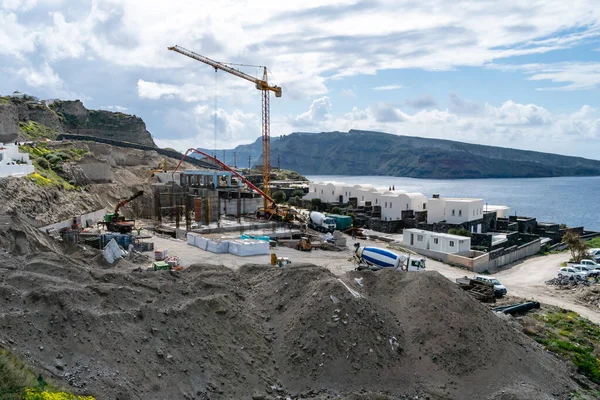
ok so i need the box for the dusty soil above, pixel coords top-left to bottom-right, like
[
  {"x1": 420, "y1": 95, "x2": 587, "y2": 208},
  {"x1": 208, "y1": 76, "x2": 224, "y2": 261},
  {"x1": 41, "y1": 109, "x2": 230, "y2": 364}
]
[{"x1": 0, "y1": 218, "x2": 580, "y2": 400}]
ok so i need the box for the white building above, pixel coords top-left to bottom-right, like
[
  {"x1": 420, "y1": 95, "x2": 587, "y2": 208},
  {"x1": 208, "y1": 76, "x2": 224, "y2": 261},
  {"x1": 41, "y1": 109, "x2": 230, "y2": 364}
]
[
  {"x1": 305, "y1": 181, "x2": 344, "y2": 203},
  {"x1": 427, "y1": 196, "x2": 484, "y2": 228},
  {"x1": 0, "y1": 143, "x2": 34, "y2": 177},
  {"x1": 404, "y1": 228, "x2": 471, "y2": 253}
]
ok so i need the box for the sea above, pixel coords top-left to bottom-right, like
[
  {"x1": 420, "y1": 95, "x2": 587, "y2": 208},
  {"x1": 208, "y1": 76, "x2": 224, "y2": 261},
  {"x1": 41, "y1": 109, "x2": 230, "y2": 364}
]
[{"x1": 306, "y1": 175, "x2": 600, "y2": 232}]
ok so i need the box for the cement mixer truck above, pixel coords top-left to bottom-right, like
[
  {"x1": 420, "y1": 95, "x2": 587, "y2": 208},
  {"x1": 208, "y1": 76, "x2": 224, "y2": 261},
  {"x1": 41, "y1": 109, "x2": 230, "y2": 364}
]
[
  {"x1": 353, "y1": 243, "x2": 426, "y2": 271},
  {"x1": 308, "y1": 211, "x2": 336, "y2": 233}
]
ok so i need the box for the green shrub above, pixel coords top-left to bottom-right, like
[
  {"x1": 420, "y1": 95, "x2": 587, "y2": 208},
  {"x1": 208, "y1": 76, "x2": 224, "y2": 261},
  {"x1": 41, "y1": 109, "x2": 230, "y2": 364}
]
[
  {"x1": 36, "y1": 159, "x2": 50, "y2": 170},
  {"x1": 291, "y1": 189, "x2": 305, "y2": 198},
  {"x1": 272, "y1": 190, "x2": 287, "y2": 203},
  {"x1": 448, "y1": 228, "x2": 472, "y2": 237}
]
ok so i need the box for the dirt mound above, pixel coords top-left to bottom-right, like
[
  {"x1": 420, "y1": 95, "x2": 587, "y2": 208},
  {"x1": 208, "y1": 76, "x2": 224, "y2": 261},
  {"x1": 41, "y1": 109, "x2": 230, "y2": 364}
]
[
  {"x1": 576, "y1": 285, "x2": 600, "y2": 308},
  {"x1": 0, "y1": 247, "x2": 580, "y2": 399}
]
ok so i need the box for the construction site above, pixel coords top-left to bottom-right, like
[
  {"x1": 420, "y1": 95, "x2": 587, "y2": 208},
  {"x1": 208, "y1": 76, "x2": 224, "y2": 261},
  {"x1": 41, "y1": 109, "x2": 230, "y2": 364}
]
[{"x1": 0, "y1": 45, "x2": 600, "y2": 400}]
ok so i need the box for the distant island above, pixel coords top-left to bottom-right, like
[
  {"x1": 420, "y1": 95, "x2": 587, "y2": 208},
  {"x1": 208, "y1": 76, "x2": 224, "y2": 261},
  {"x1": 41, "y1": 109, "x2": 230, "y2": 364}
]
[{"x1": 201, "y1": 129, "x2": 600, "y2": 179}]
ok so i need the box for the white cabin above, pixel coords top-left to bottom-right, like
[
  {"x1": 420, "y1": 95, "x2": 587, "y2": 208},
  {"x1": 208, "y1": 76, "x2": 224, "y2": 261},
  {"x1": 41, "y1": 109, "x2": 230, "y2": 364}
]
[{"x1": 404, "y1": 228, "x2": 471, "y2": 253}]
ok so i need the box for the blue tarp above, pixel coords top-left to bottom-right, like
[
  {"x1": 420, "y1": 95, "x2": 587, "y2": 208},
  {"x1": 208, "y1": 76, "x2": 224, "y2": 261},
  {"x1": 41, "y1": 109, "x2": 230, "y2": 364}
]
[{"x1": 240, "y1": 234, "x2": 271, "y2": 242}]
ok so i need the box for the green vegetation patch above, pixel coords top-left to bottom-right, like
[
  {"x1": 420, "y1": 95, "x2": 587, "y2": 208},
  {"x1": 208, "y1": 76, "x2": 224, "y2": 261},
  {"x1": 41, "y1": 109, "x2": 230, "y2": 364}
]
[
  {"x1": 0, "y1": 96, "x2": 11, "y2": 104},
  {"x1": 522, "y1": 309, "x2": 600, "y2": 384},
  {"x1": 587, "y1": 237, "x2": 600, "y2": 249},
  {"x1": 19, "y1": 143, "x2": 87, "y2": 190},
  {"x1": 18, "y1": 121, "x2": 60, "y2": 140},
  {"x1": 0, "y1": 348, "x2": 94, "y2": 399}
]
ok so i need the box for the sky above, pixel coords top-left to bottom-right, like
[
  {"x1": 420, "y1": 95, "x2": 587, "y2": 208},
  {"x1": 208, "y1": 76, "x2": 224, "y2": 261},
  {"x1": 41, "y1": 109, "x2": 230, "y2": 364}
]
[{"x1": 1, "y1": 0, "x2": 600, "y2": 159}]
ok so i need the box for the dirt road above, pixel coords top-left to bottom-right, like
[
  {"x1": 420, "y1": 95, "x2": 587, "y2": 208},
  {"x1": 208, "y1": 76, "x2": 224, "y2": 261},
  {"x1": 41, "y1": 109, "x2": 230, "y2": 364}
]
[{"x1": 149, "y1": 235, "x2": 600, "y2": 324}]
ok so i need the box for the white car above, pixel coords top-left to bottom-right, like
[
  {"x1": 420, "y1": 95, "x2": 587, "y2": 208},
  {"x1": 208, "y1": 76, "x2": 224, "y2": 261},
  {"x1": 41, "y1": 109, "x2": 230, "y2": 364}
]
[
  {"x1": 587, "y1": 248, "x2": 600, "y2": 262},
  {"x1": 557, "y1": 267, "x2": 588, "y2": 281},
  {"x1": 474, "y1": 275, "x2": 507, "y2": 297}
]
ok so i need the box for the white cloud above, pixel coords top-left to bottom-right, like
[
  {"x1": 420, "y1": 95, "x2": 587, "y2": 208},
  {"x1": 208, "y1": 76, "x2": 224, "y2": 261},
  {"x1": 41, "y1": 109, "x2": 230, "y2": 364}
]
[
  {"x1": 137, "y1": 79, "x2": 212, "y2": 102},
  {"x1": 101, "y1": 105, "x2": 128, "y2": 111},
  {"x1": 373, "y1": 85, "x2": 404, "y2": 91},
  {"x1": 17, "y1": 63, "x2": 63, "y2": 88},
  {"x1": 292, "y1": 96, "x2": 332, "y2": 127},
  {"x1": 2, "y1": 0, "x2": 36, "y2": 12},
  {"x1": 4, "y1": 0, "x2": 599, "y2": 95},
  {"x1": 156, "y1": 104, "x2": 260, "y2": 151},
  {"x1": 490, "y1": 62, "x2": 600, "y2": 91},
  {"x1": 0, "y1": 11, "x2": 37, "y2": 57}
]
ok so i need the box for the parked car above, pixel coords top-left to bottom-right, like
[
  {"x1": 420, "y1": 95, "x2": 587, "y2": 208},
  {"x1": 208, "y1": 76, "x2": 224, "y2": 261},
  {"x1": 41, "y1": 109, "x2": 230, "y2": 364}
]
[
  {"x1": 557, "y1": 267, "x2": 588, "y2": 281},
  {"x1": 572, "y1": 265, "x2": 600, "y2": 278},
  {"x1": 587, "y1": 248, "x2": 600, "y2": 262},
  {"x1": 474, "y1": 275, "x2": 507, "y2": 297}
]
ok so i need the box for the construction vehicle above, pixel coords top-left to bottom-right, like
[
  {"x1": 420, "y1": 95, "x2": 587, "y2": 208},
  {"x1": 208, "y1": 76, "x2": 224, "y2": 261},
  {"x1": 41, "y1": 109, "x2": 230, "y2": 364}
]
[
  {"x1": 309, "y1": 211, "x2": 336, "y2": 233},
  {"x1": 173, "y1": 149, "x2": 297, "y2": 223},
  {"x1": 150, "y1": 159, "x2": 167, "y2": 177},
  {"x1": 353, "y1": 243, "x2": 426, "y2": 271},
  {"x1": 296, "y1": 236, "x2": 312, "y2": 251},
  {"x1": 103, "y1": 190, "x2": 144, "y2": 233},
  {"x1": 168, "y1": 45, "x2": 281, "y2": 209}
]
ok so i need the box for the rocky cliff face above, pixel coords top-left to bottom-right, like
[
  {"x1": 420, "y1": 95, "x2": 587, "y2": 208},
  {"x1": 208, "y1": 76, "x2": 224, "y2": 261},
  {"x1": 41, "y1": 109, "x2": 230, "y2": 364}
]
[
  {"x1": 0, "y1": 95, "x2": 156, "y2": 147},
  {"x1": 51, "y1": 100, "x2": 156, "y2": 146}
]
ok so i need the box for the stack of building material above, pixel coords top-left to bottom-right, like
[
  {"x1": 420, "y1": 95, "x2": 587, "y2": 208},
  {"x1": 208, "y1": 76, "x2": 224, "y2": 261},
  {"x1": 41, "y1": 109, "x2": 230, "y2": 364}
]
[
  {"x1": 152, "y1": 261, "x2": 170, "y2": 270},
  {"x1": 333, "y1": 231, "x2": 347, "y2": 247},
  {"x1": 154, "y1": 249, "x2": 168, "y2": 261},
  {"x1": 187, "y1": 232, "x2": 198, "y2": 246},
  {"x1": 228, "y1": 239, "x2": 269, "y2": 256},
  {"x1": 206, "y1": 239, "x2": 230, "y2": 253}
]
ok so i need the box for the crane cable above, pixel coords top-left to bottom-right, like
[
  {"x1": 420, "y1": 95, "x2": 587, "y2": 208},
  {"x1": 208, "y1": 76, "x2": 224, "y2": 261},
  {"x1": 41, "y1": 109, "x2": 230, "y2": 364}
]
[{"x1": 214, "y1": 68, "x2": 218, "y2": 159}]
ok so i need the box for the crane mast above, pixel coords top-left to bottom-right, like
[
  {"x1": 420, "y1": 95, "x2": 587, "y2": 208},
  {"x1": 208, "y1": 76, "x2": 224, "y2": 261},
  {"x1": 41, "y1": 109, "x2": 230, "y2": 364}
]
[{"x1": 168, "y1": 45, "x2": 281, "y2": 208}]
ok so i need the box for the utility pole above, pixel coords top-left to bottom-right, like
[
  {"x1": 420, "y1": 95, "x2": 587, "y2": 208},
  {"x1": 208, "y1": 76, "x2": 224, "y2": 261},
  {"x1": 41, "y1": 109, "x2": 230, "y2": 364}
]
[
  {"x1": 248, "y1": 155, "x2": 251, "y2": 170},
  {"x1": 277, "y1": 154, "x2": 280, "y2": 171},
  {"x1": 233, "y1": 152, "x2": 237, "y2": 168}
]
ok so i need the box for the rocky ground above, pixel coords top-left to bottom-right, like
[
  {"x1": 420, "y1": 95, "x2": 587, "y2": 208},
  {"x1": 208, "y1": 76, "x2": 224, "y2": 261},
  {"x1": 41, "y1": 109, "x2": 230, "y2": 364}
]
[{"x1": 0, "y1": 217, "x2": 585, "y2": 399}]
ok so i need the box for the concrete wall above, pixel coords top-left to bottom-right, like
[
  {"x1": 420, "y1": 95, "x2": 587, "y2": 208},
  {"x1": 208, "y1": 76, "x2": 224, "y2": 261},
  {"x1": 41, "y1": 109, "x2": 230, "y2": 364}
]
[
  {"x1": 39, "y1": 209, "x2": 108, "y2": 233},
  {"x1": 487, "y1": 239, "x2": 541, "y2": 269},
  {"x1": 221, "y1": 197, "x2": 262, "y2": 216},
  {"x1": 405, "y1": 238, "x2": 541, "y2": 273},
  {"x1": 447, "y1": 252, "x2": 490, "y2": 273}
]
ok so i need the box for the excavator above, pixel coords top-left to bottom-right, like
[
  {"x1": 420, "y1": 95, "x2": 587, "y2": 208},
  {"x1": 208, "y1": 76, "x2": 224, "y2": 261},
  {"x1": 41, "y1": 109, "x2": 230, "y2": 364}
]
[
  {"x1": 150, "y1": 159, "x2": 167, "y2": 177},
  {"x1": 103, "y1": 190, "x2": 144, "y2": 233}
]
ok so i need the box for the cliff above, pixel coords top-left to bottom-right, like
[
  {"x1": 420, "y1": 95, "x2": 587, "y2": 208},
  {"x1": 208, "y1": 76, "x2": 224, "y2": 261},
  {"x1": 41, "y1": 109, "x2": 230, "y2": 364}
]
[
  {"x1": 0, "y1": 95, "x2": 156, "y2": 147},
  {"x1": 212, "y1": 130, "x2": 600, "y2": 179}
]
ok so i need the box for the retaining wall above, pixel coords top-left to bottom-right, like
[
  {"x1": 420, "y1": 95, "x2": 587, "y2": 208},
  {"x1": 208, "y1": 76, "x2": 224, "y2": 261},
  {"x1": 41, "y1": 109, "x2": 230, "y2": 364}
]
[
  {"x1": 56, "y1": 134, "x2": 218, "y2": 170},
  {"x1": 39, "y1": 209, "x2": 107, "y2": 233}
]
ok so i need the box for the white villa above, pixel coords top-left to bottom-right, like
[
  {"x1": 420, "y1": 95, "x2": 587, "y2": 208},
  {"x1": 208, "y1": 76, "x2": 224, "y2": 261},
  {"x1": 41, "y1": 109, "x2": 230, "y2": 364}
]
[
  {"x1": 305, "y1": 181, "x2": 428, "y2": 221},
  {"x1": 0, "y1": 143, "x2": 34, "y2": 177},
  {"x1": 427, "y1": 196, "x2": 485, "y2": 229},
  {"x1": 403, "y1": 228, "x2": 471, "y2": 253}
]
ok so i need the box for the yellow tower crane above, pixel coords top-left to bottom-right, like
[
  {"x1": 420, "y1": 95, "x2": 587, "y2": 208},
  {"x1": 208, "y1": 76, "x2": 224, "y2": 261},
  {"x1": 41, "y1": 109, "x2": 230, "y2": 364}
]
[{"x1": 168, "y1": 45, "x2": 282, "y2": 208}]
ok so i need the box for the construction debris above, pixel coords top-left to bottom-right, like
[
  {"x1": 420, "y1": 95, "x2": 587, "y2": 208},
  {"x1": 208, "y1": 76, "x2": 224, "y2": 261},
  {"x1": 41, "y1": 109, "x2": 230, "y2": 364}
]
[{"x1": 455, "y1": 276, "x2": 496, "y2": 303}]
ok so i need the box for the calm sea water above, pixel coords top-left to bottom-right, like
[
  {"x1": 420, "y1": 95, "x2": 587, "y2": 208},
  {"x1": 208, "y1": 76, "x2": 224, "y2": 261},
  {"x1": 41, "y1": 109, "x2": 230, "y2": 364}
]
[{"x1": 306, "y1": 175, "x2": 600, "y2": 231}]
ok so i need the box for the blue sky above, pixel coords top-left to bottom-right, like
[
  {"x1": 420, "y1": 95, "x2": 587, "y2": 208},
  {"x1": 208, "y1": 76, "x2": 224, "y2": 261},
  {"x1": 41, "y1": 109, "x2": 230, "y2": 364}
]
[{"x1": 1, "y1": 0, "x2": 600, "y2": 159}]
